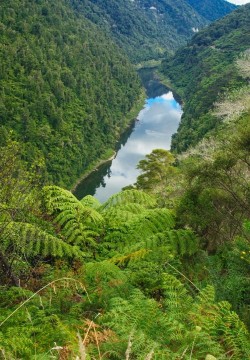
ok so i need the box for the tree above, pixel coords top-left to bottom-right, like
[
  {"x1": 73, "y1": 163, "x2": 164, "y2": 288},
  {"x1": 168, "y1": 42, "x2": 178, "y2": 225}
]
[
  {"x1": 0, "y1": 141, "x2": 81, "y2": 286},
  {"x1": 134, "y1": 149, "x2": 181, "y2": 206}
]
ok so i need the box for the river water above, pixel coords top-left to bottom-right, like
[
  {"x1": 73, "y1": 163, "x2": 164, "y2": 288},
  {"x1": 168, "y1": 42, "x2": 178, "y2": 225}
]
[{"x1": 74, "y1": 68, "x2": 182, "y2": 202}]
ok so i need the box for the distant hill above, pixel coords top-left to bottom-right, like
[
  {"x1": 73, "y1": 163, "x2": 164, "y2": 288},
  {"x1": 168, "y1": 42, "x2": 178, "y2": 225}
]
[
  {"x1": 0, "y1": 0, "x2": 142, "y2": 187},
  {"x1": 0, "y1": 0, "x2": 239, "y2": 187},
  {"x1": 186, "y1": 0, "x2": 237, "y2": 21},
  {"x1": 71, "y1": 0, "x2": 236, "y2": 63},
  {"x1": 161, "y1": 4, "x2": 250, "y2": 152},
  {"x1": 71, "y1": 0, "x2": 206, "y2": 63}
]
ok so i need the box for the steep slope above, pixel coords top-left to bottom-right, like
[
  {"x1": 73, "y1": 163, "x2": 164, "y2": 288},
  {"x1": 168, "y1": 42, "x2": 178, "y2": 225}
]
[
  {"x1": 73, "y1": 0, "x2": 238, "y2": 64},
  {"x1": 71, "y1": 0, "x2": 208, "y2": 63},
  {"x1": 161, "y1": 4, "x2": 250, "y2": 152},
  {"x1": 0, "y1": 0, "x2": 142, "y2": 187},
  {"x1": 186, "y1": 0, "x2": 237, "y2": 21}
]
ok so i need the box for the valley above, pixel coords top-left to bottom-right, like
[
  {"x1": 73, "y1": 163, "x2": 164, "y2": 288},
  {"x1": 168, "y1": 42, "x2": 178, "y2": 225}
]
[
  {"x1": 0, "y1": 1, "x2": 250, "y2": 359},
  {"x1": 74, "y1": 68, "x2": 182, "y2": 202}
]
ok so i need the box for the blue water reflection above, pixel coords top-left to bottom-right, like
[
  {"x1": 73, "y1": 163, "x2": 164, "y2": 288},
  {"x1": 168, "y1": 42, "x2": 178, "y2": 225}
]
[{"x1": 91, "y1": 92, "x2": 182, "y2": 202}]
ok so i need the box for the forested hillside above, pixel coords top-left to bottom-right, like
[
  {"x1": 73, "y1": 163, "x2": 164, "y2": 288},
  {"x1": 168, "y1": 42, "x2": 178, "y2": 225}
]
[
  {"x1": 0, "y1": 0, "x2": 237, "y2": 190},
  {"x1": 0, "y1": 0, "x2": 142, "y2": 187},
  {"x1": 72, "y1": 0, "x2": 236, "y2": 63},
  {"x1": 1, "y1": 54, "x2": 250, "y2": 359},
  {"x1": 1, "y1": 141, "x2": 250, "y2": 358},
  {"x1": 186, "y1": 0, "x2": 237, "y2": 21},
  {"x1": 1, "y1": 1, "x2": 250, "y2": 359},
  {"x1": 71, "y1": 0, "x2": 207, "y2": 63},
  {"x1": 161, "y1": 3, "x2": 250, "y2": 152}
]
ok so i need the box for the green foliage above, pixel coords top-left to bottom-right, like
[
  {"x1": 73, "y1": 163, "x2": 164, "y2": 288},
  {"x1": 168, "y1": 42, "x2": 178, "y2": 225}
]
[
  {"x1": 0, "y1": 0, "x2": 142, "y2": 187},
  {"x1": 161, "y1": 4, "x2": 250, "y2": 152},
  {"x1": 0, "y1": 144, "x2": 85, "y2": 288},
  {"x1": 1, "y1": 2, "x2": 250, "y2": 358},
  {"x1": 2, "y1": 221, "x2": 82, "y2": 258},
  {"x1": 134, "y1": 149, "x2": 183, "y2": 206},
  {"x1": 165, "y1": 229, "x2": 199, "y2": 256},
  {"x1": 1, "y1": 175, "x2": 250, "y2": 358},
  {"x1": 74, "y1": 0, "x2": 211, "y2": 64},
  {"x1": 176, "y1": 112, "x2": 250, "y2": 250},
  {"x1": 43, "y1": 186, "x2": 103, "y2": 251},
  {"x1": 101, "y1": 189, "x2": 156, "y2": 210},
  {"x1": 135, "y1": 149, "x2": 176, "y2": 190},
  {"x1": 186, "y1": 0, "x2": 237, "y2": 21}
]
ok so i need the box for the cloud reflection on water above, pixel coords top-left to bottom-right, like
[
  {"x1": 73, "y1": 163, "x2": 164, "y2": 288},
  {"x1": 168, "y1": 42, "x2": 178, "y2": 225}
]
[{"x1": 94, "y1": 92, "x2": 182, "y2": 202}]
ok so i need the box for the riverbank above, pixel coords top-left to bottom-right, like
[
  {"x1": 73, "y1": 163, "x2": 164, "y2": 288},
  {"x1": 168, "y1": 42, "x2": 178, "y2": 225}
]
[
  {"x1": 74, "y1": 67, "x2": 182, "y2": 202},
  {"x1": 71, "y1": 149, "x2": 116, "y2": 192},
  {"x1": 71, "y1": 89, "x2": 146, "y2": 193},
  {"x1": 155, "y1": 69, "x2": 184, "y2": 104}
]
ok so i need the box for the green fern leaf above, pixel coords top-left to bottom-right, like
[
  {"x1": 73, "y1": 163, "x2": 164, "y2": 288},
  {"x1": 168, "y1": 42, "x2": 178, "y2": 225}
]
[
  {"x1": 3, "y1": 222, "x2": 83, "y2": 258},
  {"x1": 100, "y1": 190, "x2": 156, "y2": 210}
]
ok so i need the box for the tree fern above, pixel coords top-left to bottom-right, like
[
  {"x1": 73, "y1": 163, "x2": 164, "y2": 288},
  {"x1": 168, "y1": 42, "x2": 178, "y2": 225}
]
[
  {"x1": 162, "y1": 273, "x2": 193, "y2": 321},
  {"x1": 2, "y1": 222, "x2": 82, "y2": 258},
  {"x1": 143, "y1": 229, "x2": 199, "y2": 257},
  {"x1": 215, "y1": 302, "x2": 250, "y2": 358},
  {"x1": 103, "y1": 208, "x2": 175, "y2": 249},
  {"x1": 43, "y1": 186, "x2": 103, "y2": 224},
  {"x1": 43, "y1": 186, "x2": 103, "y2": 248},
  {"x1": 100, "y1": 190, "x2": 156, "y2": 210},
  {"x1": 190, "y1": 286, "x2": 250, "y2": 358},
  {"x1": 80, "y1": 195, "x2": 101, "y2": 209},
  {"x1": 165, "y1": 229, "x2": 199, "y2": 256},
  {"x1": 102, "y1": 203, "x2": 146, "y2": 228},
  {"x1": 110, "y1": 249, "x2": 150, "y2": 266}
]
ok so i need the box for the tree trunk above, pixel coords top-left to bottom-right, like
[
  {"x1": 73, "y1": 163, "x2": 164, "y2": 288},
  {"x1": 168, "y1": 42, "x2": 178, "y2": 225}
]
[{"x1": 0, "y1": 251, "x2": 20, "y2": 287}]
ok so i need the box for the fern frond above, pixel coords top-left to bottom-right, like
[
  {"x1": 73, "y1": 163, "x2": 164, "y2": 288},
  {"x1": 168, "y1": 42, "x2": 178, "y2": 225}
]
[
  {"x1": 215, "y1": 303, "x2": 250, "y2": 357},
  {"x1": 110, "y1": 249, "x2": 150, "y2": 266},
  {"x1": 197, "y1": 285, "x2": 216, "y2": 305},
  {"x1": 43, "y1": 186, "x2": 103, "y2": 224},
  {"x1": 126, "y1": 209, "x2": 175, "y2": 241},
  {"x1": 162, "y1": 273, "x2": 193, "y2": 321},
  {"x1": 165, "y1": 229, "x2": 199, "y2": 256},
  {"x1": 80, "y1": 195, "x2": 101, "y2": 209},
  {"x1": 42, "y1": 186, "x2": 104, "y2": 247},
  {"x1": 103, "y1": 208, "x2": 175, "y2": 248},
  {"x1": 100, "y1": 190, "x2": 156, "y2": 210},
  {"x1": 3, "y1": 222, "x2": 82, "y2": 258},
  {"x1": 104, "y1": 209, "x2": 138, "y2": 226},
  {"x1": 43, "y1": 185, "x2": 79, "y2": 213}
]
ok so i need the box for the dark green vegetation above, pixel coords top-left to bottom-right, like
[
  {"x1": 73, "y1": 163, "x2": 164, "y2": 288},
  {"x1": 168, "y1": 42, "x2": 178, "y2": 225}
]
[
  {"x1": 73, "y1": 0, "x2": 237, "y2": 64},
  {"x1": 0, "y1": 0, "x2": 237, "y2": 189},
  {"x1": 0, "y1": 0, "x2": 142, "y2": 187},
  {"x1": 1, "y1": 139, "x2": 250, "y2": 359},
  {"x1": 161, "y1": 3, "x2": 250, "y2": 152},
  {"x1": 1, "y1": 1, "x2": 250, "y2": 359},
  {"x1": 74, "y1": 0, "x2": 207, "y2": 63},
  {"x1": 186, "y1": 0, "x2": 237, "y2": 21},
  {"x1": 1, "y1": 51, "x2": 250, "y2": 357}
]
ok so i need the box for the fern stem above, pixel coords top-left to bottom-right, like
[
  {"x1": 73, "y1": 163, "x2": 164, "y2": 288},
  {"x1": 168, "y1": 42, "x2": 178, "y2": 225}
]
[
  {"x1": 189, "y1": 333, "x2": 197, "y2": 360},
  {"x1": 164, "y1": 262, "x2": 200, "y2": 292},
  {"x1": 0, "y1": 277, "x2": 91, "y2": 327},
  {"x1": 77, "y1": 332, "x2": 87, "y2": 360},
  {"x1": 93, "y1": 320, "x2": 102, "y2": 360},
  {"x1": 125, "y1": 331, "x2": 134, "y2": 360},
  {"x1": 179, "y1": 347, "x2": 189, "y2": 359}
]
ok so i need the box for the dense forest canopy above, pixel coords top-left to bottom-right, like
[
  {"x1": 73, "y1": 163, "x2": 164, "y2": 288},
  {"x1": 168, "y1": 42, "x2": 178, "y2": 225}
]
[
  {"x1": 0, "y1": 0, "x2": 238, "y2": 189},
  {"x1": 72, "y1": 0, "x2": 206, "y2": 63},
  {"x1": 1, "y1": 1, "x2": 250, "y2": 359},
  {"x1": 185, "y1": 0, "x2": 237, "y2": 21},
  {"x1": 72, "y1": 0, "x2": 236, "y2": 63},
  {"x1": 161, "y1": 3, "x2": 250, "y2": 152},
  {"x1": 0, "y1": 0, "x2": 142, "y2": 187}
]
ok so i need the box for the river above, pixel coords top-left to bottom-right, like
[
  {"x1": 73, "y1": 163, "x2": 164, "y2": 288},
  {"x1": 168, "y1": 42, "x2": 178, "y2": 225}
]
[{"x1": 74, "y1": 68, "x2": 182, "y2": 202}]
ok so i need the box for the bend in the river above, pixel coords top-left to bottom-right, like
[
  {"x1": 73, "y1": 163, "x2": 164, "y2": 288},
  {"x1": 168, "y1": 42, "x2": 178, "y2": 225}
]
[{"x1": 74, "y1": 68, "x2": 182, "y2": 202}]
